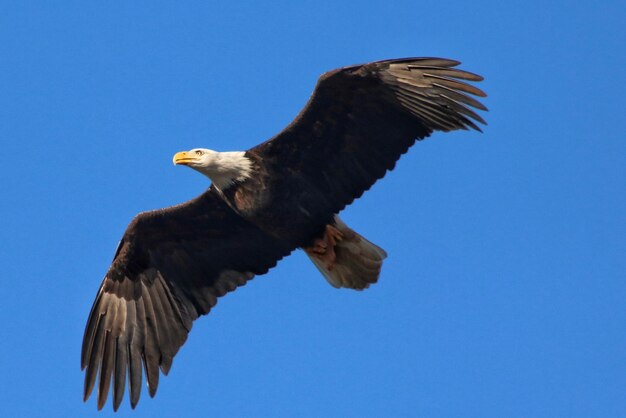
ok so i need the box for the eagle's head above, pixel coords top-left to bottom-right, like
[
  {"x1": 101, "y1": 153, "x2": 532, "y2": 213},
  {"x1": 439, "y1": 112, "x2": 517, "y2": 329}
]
[
  {"x1": 173, "y1": 148, "x2": 253, "y2": 190},
  {"x1": 173, "y1": 148, "x2": 219, "y2": 169}
]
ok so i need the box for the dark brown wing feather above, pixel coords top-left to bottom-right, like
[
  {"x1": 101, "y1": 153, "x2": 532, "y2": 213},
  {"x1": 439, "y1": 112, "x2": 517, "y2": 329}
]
[
  {"x1": 81, "y1": 187, "x2": 293, "y2": 411},
  {"x1": 252, "y1": 57, "x2": 487, "y2": 217}
]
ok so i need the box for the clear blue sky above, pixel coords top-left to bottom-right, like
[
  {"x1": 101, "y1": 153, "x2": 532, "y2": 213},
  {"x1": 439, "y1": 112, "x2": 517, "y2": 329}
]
[{"x1": 1, "y1": 1, "x2": 624, "y2": 417}]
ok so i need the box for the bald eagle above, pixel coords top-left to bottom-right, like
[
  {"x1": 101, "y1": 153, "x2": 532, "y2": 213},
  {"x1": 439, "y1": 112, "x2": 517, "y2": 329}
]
[{"x1": 82, "y1": 57, "x2": 487, "y2": 410}]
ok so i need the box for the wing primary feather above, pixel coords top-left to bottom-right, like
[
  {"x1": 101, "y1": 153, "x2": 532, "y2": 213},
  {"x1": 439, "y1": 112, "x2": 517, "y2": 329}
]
[
  {"x1": 154, "y1": 272, "x2": 188, "y2": 332},
  {"x1": 143, "y1": 353, "x2": 159, "y2": 398},
  {"x1": 423, "y1": 73, "x2": 487, "y2": 97},
  {"x1": 409, "y1": 65, "x2": 484, "y2": 81},
  {"x1": 97, "y1": 330, "x2": 115, "y2": 410},
  {"x1": 428, "y1": 83, "x2": 488, "y2": 111},
  {"x1": 439, "y1": 94, "x2": 487, "y2": 125},
  {"x1": 81, "y1": 289, "x2": 104, "y2": 369},
  {"x1": 129, "y1": 294, "x2": 146, "y2": 409},
  {"x1": 395, "y1": 89, "x2": 462, "y2": 123},
  {"x1": 166, "y1": 281, "x2": 196, "y2": 331},
  {"x1": 395, "y1": 87, "x2": 482, "y2": 131},
  {"x1": 395, "y1": 93, "x2": 461, "y2": 130},
  {"x1": 97, "y1": 294, "x2": 122, "y2": 409},
  {"x1": 128, "y1": 342, "x2": 142, "y2": 409},
  {"x1": 387, "y1": 57, "x2": 460, "y2": 67},
  {"x1": 458, "y1": 115, "x2": 482, "y2": 132},
  {"x1": 149, "y1": 277, "x2": 178, "y2": 374},
  {"x1": 113, "y1": 336, "x2": 127, "y2": 411},
  {"x1": 140, "y1": 281, "x2": 161, "y2": 397},
  {"x1": 83, "y1": 312, "x2": 105, "y2": 402}
]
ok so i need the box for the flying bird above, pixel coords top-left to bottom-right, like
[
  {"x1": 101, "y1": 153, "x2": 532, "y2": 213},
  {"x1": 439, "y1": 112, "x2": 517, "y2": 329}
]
[{"x1": 82, "y1": 57, "x2": 487, "y2": 410}]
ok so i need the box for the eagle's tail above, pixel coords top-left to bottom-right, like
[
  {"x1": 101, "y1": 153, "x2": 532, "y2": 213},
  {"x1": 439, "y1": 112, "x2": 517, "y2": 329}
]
[{"x1": 305, "y1": 215, "x2": 387, "y2": 290}]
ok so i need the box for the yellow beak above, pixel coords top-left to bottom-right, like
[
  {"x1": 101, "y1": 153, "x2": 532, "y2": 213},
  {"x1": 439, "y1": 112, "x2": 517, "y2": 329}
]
[{"x1": 173, "y1": 151, "x2": 197, "y2": 165}]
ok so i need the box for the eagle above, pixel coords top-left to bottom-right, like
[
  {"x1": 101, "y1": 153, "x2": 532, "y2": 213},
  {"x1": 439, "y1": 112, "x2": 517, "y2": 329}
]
[{"x1": 82, "y1": 57, "x2": 487, "y2": 410}]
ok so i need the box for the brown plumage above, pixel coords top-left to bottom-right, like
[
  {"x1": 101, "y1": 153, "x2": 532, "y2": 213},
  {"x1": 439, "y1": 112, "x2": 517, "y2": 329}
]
[{"x1": 82, "y1": 57, "x2": 487, "y2": 410}]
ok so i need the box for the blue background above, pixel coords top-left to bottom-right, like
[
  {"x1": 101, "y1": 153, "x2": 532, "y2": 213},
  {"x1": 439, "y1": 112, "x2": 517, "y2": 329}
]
[{"x1": 1, "y1": 1, "x2": 624, "y2": 417}]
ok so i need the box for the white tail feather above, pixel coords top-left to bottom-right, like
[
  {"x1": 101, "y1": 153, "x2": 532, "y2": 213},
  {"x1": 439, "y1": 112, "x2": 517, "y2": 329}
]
[{"x1": 306, "y1": 216, "x2": 387, "y2": 290}]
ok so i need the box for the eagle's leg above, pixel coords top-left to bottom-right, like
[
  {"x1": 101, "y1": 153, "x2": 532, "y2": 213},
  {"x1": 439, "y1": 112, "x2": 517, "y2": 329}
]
[{"x1": 304, "y1": 224, "x2": 344, "y2": 270}]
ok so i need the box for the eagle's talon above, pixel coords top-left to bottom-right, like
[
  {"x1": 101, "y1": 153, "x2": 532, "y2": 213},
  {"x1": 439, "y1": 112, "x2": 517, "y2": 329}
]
[{"x1": 304, "y1": 224, "x2": 341, "y2": 269}]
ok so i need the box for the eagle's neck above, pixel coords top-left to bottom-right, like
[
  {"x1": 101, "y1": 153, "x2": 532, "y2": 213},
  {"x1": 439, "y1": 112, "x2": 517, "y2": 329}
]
[{"x1": 199, "y1": 151, "x2": 254, "y2": 190}]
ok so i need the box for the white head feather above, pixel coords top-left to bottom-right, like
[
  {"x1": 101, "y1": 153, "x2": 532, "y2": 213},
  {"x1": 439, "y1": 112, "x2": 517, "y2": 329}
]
[{"x1": 173, "y1": 148, "x2": 253, "y2": 190}]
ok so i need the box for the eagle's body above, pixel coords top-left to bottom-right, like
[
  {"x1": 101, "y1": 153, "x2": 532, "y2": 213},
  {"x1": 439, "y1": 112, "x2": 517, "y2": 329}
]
[
  {"x1": 218, "y1": 149, "x2": 338, "y2": 246},
  {"x1": 82, "y1": 58, "x2": 487, "y2": 411}
]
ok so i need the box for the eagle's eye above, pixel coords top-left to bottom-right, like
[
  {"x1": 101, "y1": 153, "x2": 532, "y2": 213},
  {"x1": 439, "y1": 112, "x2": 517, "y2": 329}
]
[{"x1": 195, "y1": 150, "x2": 203, "y2": 156}]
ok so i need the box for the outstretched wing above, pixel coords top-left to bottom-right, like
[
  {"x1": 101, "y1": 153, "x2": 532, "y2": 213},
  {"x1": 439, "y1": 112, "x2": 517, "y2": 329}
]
[
  {"x1": 252, "y1": 57, "x2": 487, "y2": 216},
  {"x1": 81, "y1": 187, "x2": 294, "y2": 410}
]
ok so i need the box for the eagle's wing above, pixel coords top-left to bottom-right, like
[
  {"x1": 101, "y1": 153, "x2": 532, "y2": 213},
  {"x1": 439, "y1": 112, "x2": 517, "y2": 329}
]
[
  {"x1": 81, "y1": 187, "x2": 293, "y2": 410},
  {"x1": 252, "y1": 57, "x2": 487, "y2": 215}
]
